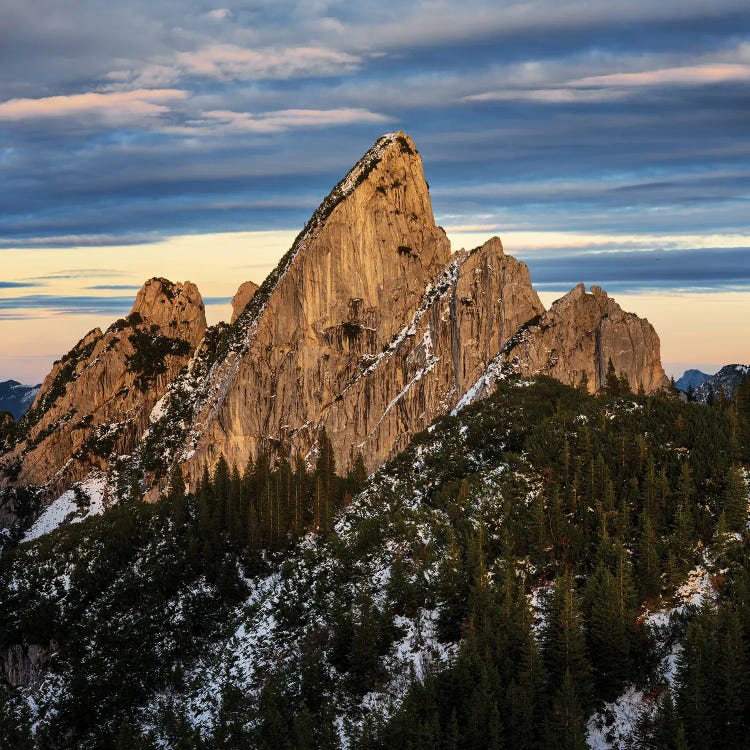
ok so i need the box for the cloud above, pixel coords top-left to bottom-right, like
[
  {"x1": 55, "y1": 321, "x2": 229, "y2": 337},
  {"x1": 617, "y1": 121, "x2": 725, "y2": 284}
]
[
  {"x1": 205, "y1": 8, "x2": 232, "y2": 21},
  {"x1": 177, "y1": 44, "x2": 361, "y2": 80},
  {"x1": 464, "y1": 87, "x2": 629, "y2": 104},
  {"x1": 0, "y1": 236, "x2": 161, "y2": 249},
  {"x1": 178, "y1": 107, "x2": 391, "y2": 135},
  {"x1": 464, "y1": 63, "x2": 750, "y2": 105},
  {"x1": 0, "y1": 281, "x2": 39, "y2": 288},
  {"x1": 571, "y1": 64, "x2": 750, "y2": 88},
  {"x1": 85, "y1": 284, "x2": 143, "y2": 290},
  {"x1": 0, "y1": 295, "x2": 136, "y2": 316},
  {"x1": 443, "y1": 224, "x2": 501, "y2": 232},
  {"x1": 114, "y1": 44, "x2": 363, "y2": 89},
  {"x1": 521, "y1": 245, "x2": 750, "y2": 293},
  {"x1": 28, "y1": 269, "x2": 127, "y2": 280},
  {"x1": 0, "y1": 293, "x2": 232, "y2": 319},
  {"x1": 0, "y1": 89, "x2": 186, "y2": 123}
]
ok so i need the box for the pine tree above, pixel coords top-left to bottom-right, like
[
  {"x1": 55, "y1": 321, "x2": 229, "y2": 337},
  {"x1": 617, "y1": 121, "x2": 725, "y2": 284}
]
[
  {"x1": 542, "y1": 571, "x2": 592, "y2": 709},
  {"x1": 212, "y1": 455, "x2": 231, "y2": 535},
  {"x1": 548, "y1": 670, "x2": 587, "y2": 750},
  {"x1": 722, "y1": 465, "x2": 748, "y2": 532},
  {"x1": 584, "y1": 562, "x2": 631, "y2": 700},
  {"x1": 676, "y1": 606, "x2": 719, "y2": 746},
  {"x1": 605, "y1": 358, "x2": 620, "y2": 397},
  {"x1": 167, "y1": 464, "x2": 186, "y2": 528},
  {"x1": 634, "y1": 692, "x2": 688, "y2": 750},
  {"x1": 507, "y1": 623, "x2": 545, "y2": 750},
  {"x1": 315, "y1": 427, "x2": 337, "y2": 534},
  {"x1": 347, "y1": 451, "x2": 368, "y2": 497},
  {"x1": 717, "y1": 607, "x2": 748, "y2": 747}
]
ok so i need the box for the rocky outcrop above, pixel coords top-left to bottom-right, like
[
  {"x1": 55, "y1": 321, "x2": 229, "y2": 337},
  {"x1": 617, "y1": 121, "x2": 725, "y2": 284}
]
[
  {"x1": 1, "y1": 643, "x2": 50, "y2": 688},
  {"x1": 170, "y1": 132, "x2": 454, "y2": 478},
  {"x1": 0, "y1": 278, "x2": 206, "y2": 496},
  {"x1": 0, "y1": 411, "x2": 13, "y2": 445},
  {"x1": 503, "y1": 283, "x2": 669, "y2": 393},
  {"x1": 230, "y1": 281, "x2": 260, "y2": 323},
  {"x1": 313, "y1": 237, "x2": 544, "y2": 467}
]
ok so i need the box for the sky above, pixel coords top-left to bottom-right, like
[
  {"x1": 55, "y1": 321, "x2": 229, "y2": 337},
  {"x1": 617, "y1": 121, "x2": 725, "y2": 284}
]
[{"x1": 1, "y1": 0, "x2": 749, "y2": 383}]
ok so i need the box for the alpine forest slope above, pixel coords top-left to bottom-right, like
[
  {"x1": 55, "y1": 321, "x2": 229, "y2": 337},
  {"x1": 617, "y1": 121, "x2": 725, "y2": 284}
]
[
  {"x1": 1, "y1": 376, "x2": 749, "y2": 750},
  {"x1": 694, "y1": 364, "x2": 750, "y2": 404}
]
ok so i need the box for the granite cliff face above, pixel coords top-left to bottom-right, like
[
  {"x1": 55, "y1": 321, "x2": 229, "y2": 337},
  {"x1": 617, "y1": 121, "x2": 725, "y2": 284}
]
[
  {"x1": 502, "y1": 283, "x2": 669, "y2": 393},
  {"x1": 168, "y1": 132, "x2": 454, "y2": 479},
  {"x1": 0, "y1": 278, "x2": 206, "y2": 496}
]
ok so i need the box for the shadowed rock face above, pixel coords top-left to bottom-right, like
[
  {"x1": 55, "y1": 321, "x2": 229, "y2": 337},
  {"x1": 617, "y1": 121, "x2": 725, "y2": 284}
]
[
  {"x1": 503, "y1": 283, "x2": 669, "y2": 393},
  {"x1": 0, "y1": 278, "x2": 206, "y2": 496}
]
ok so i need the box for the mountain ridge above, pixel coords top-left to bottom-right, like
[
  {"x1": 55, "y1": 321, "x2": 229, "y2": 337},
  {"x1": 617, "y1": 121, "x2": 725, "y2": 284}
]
[
  {"x1": 1, "y1": 132, "x2": 668, "y2": 527},
  {"x1": 694, "y1": 363, "x2": 750, "y2": 403},
  {"x1": 675, "y1": 368, "x2": 711, "y2": 392}
]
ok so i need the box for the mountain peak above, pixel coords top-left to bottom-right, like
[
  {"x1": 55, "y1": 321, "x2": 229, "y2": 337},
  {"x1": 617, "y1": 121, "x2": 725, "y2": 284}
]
[
  {"x1": 130, "y1": 278, "x2": 205, "y2": 332},
  {"x1": 506, "y1": 282, "x2": 668, "y2": 393},
  {"x1": 0, "y1": 279, "x2": 207, "y2": 495}
]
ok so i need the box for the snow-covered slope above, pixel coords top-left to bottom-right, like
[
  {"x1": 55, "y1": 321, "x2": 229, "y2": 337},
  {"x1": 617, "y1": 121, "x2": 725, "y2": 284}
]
[
  {"x1": 1, "y1": 376, "x2": 747, "y2": 749},
  {"x1": 694, "y1": 363, "x2": 749, "y2": 402}
]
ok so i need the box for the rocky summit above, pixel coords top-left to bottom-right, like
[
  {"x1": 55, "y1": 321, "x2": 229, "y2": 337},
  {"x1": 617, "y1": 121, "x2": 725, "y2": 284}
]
[
  {"x1": 2, "y1": 132, "x2": 667, "y2": 516},
  {"x1": 0, "y1": 278, "x2": 206, "y2": 500}
]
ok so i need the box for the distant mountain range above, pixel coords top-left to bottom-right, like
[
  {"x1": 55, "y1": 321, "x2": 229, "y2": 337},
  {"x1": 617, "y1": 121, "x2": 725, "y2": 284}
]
[
  {"x1": 675, "y1": 369, "x2": 711, "y2": 392},
  {"x1": 0, "y1": 380, "x2": 40, "y2": 419}
]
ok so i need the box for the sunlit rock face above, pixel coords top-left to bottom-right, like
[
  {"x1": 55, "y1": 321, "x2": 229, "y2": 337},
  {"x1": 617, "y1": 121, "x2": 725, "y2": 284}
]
[
  {"x1": 0, "y1": 278, "x2": 206, "y2": 496},
  {"x1": 230, "y1": 281, "x2": 259, "y2": 324},
  {"x1": 503, "y1": 283, "x2": 669, "y2": 394}
]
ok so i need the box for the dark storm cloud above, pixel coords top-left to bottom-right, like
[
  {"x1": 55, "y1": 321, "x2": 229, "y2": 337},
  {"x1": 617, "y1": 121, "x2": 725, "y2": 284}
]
[{"x1": 0, "y1": 0, "x2": 749, "y2": 288}]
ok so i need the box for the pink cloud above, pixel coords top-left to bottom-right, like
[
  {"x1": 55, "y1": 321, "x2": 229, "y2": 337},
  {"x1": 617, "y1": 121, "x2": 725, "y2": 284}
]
[
  {"x1": 572, "y1": 63, "x2": 750, "y2": 87},
  {"x1": 0, "y1": 89, "x2": 187, "y2": 123}
]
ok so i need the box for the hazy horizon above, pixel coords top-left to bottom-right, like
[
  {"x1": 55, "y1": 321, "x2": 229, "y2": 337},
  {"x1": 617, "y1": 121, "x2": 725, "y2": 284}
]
[{"x1": 0, "y1": 225, "x2": 746, "y2": 384}]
